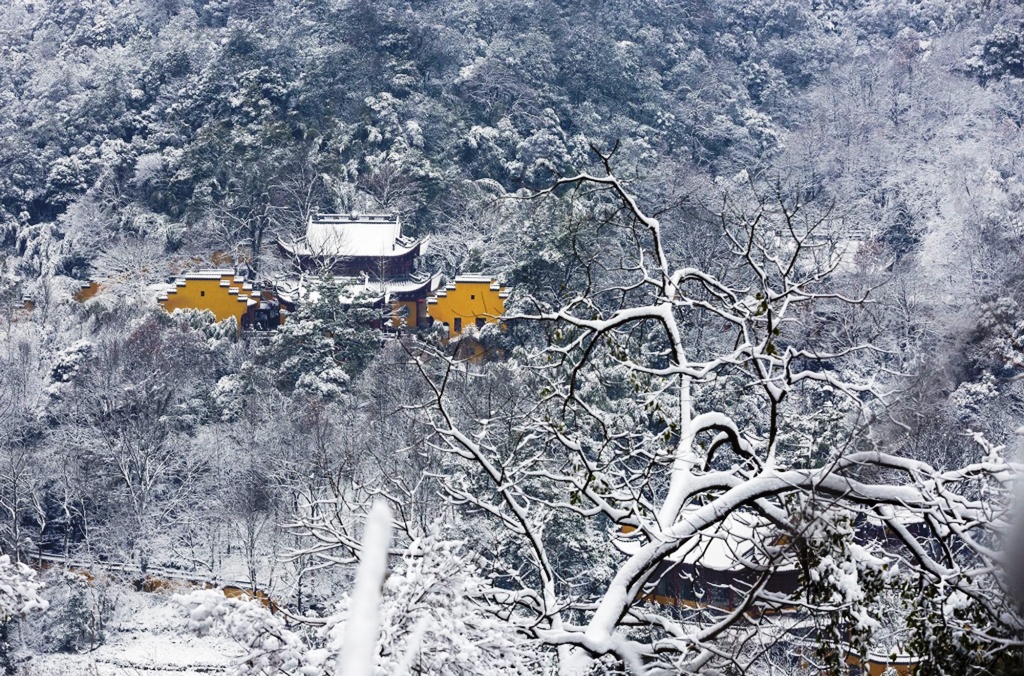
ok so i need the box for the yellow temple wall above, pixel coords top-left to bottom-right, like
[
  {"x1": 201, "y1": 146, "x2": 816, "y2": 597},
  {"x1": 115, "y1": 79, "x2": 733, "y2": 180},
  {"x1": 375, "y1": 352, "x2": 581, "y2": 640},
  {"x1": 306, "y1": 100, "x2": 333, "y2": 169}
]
[
  {"x1": 390, "y1": 300, "x2": 419, "y2": 329},
  {"x1": 427, "y1": 278, "x2": 506, "y2": 338},
  {"x1": 159, "y1": 274, "x2": 250, "y2": 326},
  {"x1": 74, "y1": 281, "x2": 102, "y2": 302}
]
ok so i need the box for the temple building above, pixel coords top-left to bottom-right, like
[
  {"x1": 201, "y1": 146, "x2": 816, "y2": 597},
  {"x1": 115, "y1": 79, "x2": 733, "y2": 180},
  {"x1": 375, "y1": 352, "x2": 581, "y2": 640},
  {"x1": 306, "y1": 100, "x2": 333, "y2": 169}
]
[
  {"x1": 276, "y1": 208, "x2": 444, "y2": 329},
  {"x1": 271, "y1": 274, "x2": 442, "y2": 332},
  {"x1": 156, "y1": 212, "x2": 509, "y2": 338},
  {"x1": 275, "y1": 212, "x2": 442, "y2": 330},
  {"x1": 277, "y1": 213, "x2": 429, "y2": 278}
]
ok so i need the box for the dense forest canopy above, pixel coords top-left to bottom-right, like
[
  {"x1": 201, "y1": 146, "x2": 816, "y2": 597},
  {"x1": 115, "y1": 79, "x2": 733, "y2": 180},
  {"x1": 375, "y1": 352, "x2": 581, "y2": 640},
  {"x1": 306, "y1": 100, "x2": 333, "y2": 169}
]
[
  {"x1": 2, "y1": 0, "x2": 1024, "y2": 674},
  {"x1": 0, "y1": 0, "x2": 1020, "y2": 273}
]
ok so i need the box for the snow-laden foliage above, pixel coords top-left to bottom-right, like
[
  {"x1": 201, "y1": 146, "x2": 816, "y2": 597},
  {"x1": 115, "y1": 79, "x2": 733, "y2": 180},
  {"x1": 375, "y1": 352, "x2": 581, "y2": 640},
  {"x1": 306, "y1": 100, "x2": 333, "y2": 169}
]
[
  {"x1": 176, "y1": 524, "x2": 549, "y2": 675},
  {"x1": 264, "y1": 276, "x2": 379, "y2": 400},
  {"x1": 46, "y1": 339, "x2": 95, "y2": 396},
  {"x1": 0, "y1": 555, "x2": 47, "y2": 620},
  {"x1": 178, "y1": 589, "x2": 314, "y2": 675},
  {"x1": 794, "y1": 500, "x2": 897, "y2": 674},
  {"x1": 31, "y1": 570, "x2": 113, "y2": 654}
]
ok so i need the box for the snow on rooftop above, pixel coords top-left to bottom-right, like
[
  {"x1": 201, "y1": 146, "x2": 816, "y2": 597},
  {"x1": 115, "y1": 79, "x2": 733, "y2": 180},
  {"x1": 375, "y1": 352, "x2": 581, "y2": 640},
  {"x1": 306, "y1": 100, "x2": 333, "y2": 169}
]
[
  {"x1": 454, "y1": 274, "x2": 498, "y2": 284},
  {"x1": 179, "y1": 268, "x2": 237, "y2": 280},
  {"x1": 615, "y1": 510, "x2": 793, "y2": 572},
  {"x1": 276, "y1": 274, "x2": 440, "y2": 304},
  {"x1": 305, "y1": 213, "x2": 412, "y2": 258}
]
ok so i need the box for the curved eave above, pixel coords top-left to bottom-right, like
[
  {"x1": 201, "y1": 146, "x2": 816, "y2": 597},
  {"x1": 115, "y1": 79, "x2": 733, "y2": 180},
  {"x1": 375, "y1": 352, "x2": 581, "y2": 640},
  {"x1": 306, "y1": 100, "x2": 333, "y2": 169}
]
[{"x1": 277, "y1": 238, "x2": 310, "y2": 258}]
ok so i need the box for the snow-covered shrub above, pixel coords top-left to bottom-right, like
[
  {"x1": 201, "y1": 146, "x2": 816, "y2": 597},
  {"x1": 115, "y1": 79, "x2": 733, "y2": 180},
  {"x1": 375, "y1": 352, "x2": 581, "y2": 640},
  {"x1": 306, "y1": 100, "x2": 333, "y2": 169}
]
[
  {"x1": 0, "y1": 555, "x2": 48, "y2": 673},
  {"x1": 966, "y1": 296, "x2": 1024, "y2": 378},
  {"x1": 262, "y1": 276, "x2": 379, "y2": 400},
  {"x1": 175, "y1": 527, "x2": 550, "y2": 675},
  {"x1": 213, "y1": 373, "x2": 245, "y2": 422},
  {"x1": 0, "y1": 555, "x2": 47, "y2": 621},
  {"x1": 169, "y1": 308, "x2": 237, "y2": 344},
  {"x1": 365, "y1": 531, "x2": 548, "y2": 674},
  {"x1": 948, "y1": 374, "x2": 999, "y2": 426},
  {"x1": 31, "y1": 570, "x2": 112, "y2": 654},
  {"x1": 176, "y1": 588, "x2": 316, "y2": 674},
  {"x1": 791, "y1": 499, "x2": 895, "y2": 675},
  {"x1": 967, "y1": 20, "x2": 1024, "y2": 82},
  {"x1": 46, "y1": 339, "x2": 95, "y2": 395}
]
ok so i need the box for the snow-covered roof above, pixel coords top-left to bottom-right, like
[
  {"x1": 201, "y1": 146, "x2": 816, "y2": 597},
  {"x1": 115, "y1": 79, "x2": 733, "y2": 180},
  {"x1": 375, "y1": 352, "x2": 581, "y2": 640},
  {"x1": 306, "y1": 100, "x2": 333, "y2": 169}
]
[
  {"x1": 614, "y1": 510, "x2": 794, "y2": 572},
  {"x1": 452, "y1": 274, "x2": 496, "y2": 284},
  {"x1": 671, "y1": 511, "x2": 779, "y2": 570},
  {"x1": 369, "y1": 276, "x2": 442, "y2": 295},
  {"x1": 273, "y1": 274, "x2": 441, "y2": 304},
  {"x1": 175, "y1": 268, "x2": 237, "y2": 280},
  {"x1": 616, "y1": 505, "x2": 924, "y2": 574},
  {"x1": 281, "y1": 213, "x2": 426, "y2": 259}
]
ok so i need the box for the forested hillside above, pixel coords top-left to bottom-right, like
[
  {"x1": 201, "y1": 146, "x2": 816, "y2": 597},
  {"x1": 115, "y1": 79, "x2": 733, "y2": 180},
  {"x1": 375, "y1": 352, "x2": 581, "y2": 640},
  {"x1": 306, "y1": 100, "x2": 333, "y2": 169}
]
[{"x1": 2, "y1": 0, "x2": 1024, "y2": 674}]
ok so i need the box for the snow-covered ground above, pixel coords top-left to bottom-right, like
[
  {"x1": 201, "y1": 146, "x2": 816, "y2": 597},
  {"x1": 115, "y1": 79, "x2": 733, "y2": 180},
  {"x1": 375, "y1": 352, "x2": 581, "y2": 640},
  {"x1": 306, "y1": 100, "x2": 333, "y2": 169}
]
[{"x1": 19, "y1": 585, "x2": 244, "y2": 676}]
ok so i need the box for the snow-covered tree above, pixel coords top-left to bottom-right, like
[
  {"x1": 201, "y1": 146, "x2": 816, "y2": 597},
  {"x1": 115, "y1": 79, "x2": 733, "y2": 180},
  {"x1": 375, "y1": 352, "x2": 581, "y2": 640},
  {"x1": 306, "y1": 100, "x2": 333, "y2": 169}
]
[
  {"x1": 264, "y1": 275, "x2": 381, "y2": 400},
  {"x1": 413, "y1": 161, "x2": 1023, "y2": 674}
]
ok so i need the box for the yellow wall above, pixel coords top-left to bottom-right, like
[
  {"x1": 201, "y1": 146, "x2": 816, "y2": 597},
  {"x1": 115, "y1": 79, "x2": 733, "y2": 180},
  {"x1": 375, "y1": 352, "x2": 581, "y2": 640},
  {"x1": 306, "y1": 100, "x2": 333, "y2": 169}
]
[
  {"x1": 159, "y1": 274, "x2": 251, "y2": 327},
  {"x1": 390, "y1": 300, "x2": 419, "y2": 329},
  {"x1": 427, "y1": 278, "x2": 507, "y2": 338},
  {"x1": 74, "y1": 281, "x2": 101, "y2": 302}
]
